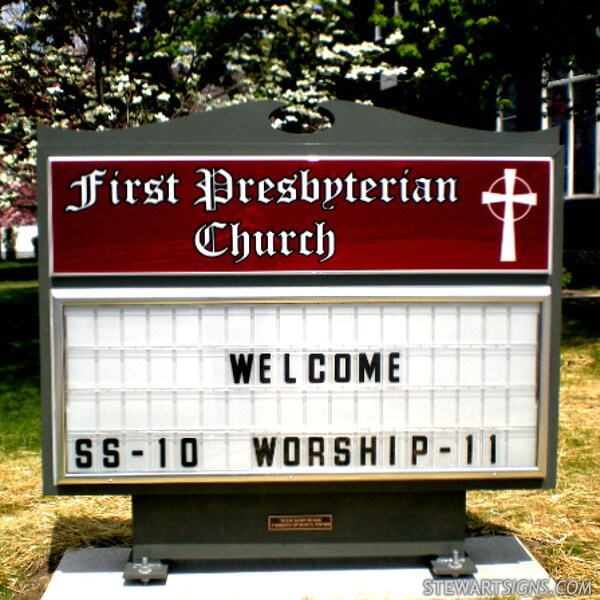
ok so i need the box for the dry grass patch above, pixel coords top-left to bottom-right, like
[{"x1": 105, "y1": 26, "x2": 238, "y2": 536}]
[
  {"x1": 0, "y1": 454, "x2": 131, "y2": 599},
  {"x1": 468, "y1": 338, "x2": 600, "y2": 597}
]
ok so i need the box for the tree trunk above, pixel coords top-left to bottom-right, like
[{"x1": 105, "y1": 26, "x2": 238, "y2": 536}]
[{"x1": 95, "y1": 58, "x2": 105, "y2": 105}]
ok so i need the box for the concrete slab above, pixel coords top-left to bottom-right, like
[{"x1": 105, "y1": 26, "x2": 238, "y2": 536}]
[{"x1": 42, "y1": 536, "x2": 555, "y2": 599}]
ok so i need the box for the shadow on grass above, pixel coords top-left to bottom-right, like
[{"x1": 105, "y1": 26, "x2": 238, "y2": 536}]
[
  {"x1": 465, "y1": 511, "x2": 514, "y2": 538},
  {"x1": 0, "y1": 284, "x2": 39, "y2": 377},
  {"x1": 0, "y1": 260, "x2": 38, "y2": 282},
  {"x1": 0, "y1": 284, "x2": 41, "y2": 453},
  {"x1": 48, "y1": 516, "x2": 133, "y2": 572},
  {"x1": 562, "y1": 297, "x2": 600, "y2": 347}
]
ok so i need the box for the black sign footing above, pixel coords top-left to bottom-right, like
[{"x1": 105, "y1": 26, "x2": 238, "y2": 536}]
[{"x1": 127, "y1": 490, "x2": 471, "y2": 582}]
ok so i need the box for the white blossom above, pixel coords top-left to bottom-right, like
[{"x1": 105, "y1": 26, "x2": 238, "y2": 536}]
[{"x1": 384, "y1": 30, "x2": 404, "y2": 46}]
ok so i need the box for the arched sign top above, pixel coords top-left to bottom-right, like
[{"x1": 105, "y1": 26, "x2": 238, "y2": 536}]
[{"x1": 38, "y1": 99, "x2": 560, "y2": 149}]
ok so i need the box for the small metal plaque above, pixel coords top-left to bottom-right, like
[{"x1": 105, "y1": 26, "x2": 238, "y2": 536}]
[{"x1": 268, "y1": 514, "x2": 333, "y2": 532}]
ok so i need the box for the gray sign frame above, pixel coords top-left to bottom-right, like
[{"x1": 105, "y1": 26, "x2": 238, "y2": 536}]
[{"x1": 38, "y1": 101, "x2": 563, "y2": 573}]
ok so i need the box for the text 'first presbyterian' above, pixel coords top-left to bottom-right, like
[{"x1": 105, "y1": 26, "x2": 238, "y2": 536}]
[{"x1": 65, "y1": 166, "x2": 460, "y2": 264}]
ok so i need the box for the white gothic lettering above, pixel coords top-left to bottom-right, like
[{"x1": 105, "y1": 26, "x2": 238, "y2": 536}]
[
  {"x1": 194, "y1": 221, "x2": 335, "y2": 264},
  {"x1": 194, "y1": 166, "x2": 460, "y2": 212}
]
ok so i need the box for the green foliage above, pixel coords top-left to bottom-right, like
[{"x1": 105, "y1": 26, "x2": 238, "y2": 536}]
[
  {"x1": 371, "y1": 0, "x2": 504, "y2": 126},
  {"x1": 0, "y1": 1, "x2": 597, "y2": 206},
  {"x1": 396, "y1": 43, "x2": 421, "y2": 60}
]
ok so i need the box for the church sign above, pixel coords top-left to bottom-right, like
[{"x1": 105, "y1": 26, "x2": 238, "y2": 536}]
[
  {"x1": 38, "y1": 101, "x2": 562, "y2": 576},
  {"x1": 50, "y1": 157, "x2": 551, "y2": 274}
]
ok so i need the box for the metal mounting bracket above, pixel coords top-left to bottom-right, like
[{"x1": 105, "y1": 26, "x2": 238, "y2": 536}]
[
  {"x1": 123, "y1": 555, "x2": 168, "y2": 584},
  {"x1": 430, "y1": 549, "x2": 477, "y2": 577}
]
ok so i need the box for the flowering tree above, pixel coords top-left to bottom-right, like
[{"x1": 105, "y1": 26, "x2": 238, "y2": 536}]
[{"x1": 1, "y1": 0, "x2": 422, "y2": 216}]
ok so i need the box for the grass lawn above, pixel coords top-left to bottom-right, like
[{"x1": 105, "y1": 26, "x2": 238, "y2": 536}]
[{"x1": 0, "y1": 276, "x2": 598, "y2": 599}]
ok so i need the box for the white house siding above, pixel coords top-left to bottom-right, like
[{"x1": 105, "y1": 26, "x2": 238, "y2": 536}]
[{"x1": 1, "y1": 224, "x2": 38, "y2": 259}]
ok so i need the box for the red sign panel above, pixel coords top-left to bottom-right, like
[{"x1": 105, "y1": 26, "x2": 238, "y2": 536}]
[{"x1": 49, "y1": 157, "x2": 552, "y2": 275}]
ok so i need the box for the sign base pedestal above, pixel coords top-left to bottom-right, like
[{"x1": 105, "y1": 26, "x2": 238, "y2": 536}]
[{"x1": 128, "y1": 490, "x2": 468, "y2": 579}]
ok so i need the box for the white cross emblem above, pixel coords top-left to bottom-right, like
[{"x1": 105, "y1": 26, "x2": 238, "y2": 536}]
[{"x1": 482, "y1": 168, "x2": 537, "y2": 262}]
